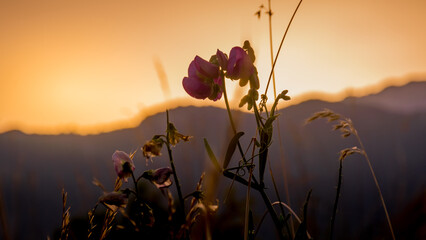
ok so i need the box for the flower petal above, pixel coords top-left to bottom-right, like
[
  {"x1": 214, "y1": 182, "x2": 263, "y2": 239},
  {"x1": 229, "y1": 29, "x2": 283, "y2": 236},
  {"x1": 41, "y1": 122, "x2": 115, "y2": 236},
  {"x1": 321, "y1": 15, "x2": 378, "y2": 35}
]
[
  {"x1": 182, "y1": 76, "x2": 212, "y2": 99},
  {"x1": 227, "y1": 47, "x2": 254, "y2": 81},
  {"x1": 194, "y1": 56, "x2": 219, "y2": 78},
  {"x1": 153, "y1": 167, "x2": 173, "y2": 184},
  {"x1": 188, "y1": 60, "x2": 197, "y2": 77},
  {"x1": 112, "y1": 150, "x2": 135, "y2": 182},
  {"x1": 216, "y1": 49, "x2": 228, "y2": 70}
]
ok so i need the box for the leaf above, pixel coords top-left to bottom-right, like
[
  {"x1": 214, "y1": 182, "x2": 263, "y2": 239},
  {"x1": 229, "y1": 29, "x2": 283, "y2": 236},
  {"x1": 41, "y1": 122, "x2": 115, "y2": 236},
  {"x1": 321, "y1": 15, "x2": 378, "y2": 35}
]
[
  {"x1": 258, "y1": 130, "x2": 269, "y2": 184},
  {"x1": 204, "y1": 138, "x2": 222, "y2": 173},
  {"x1": 294, "y1": 189, "x2": 312, "y2": 240},
  {"x1": 258, "y1": 115, "x2": 277, "y2": 183},
  {"x1": 223, "y1": 132, "x2": 245, "y2": 169}
]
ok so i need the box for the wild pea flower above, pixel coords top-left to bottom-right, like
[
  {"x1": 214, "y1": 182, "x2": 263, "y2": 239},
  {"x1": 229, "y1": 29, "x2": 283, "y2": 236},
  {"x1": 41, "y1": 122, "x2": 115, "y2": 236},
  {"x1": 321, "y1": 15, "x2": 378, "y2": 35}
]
[
  {"x1": 227, "y1": 47, "x2": 253, "y2": 81},
  {"x1": 182, "y1": 56, "x2": 223, "y2": 101},
  {"x1": 112, "y1": 150, "x2": 135, "y2": 182},
  {"x1": 142, "y1": 167, "x2": 173, "y2": 189},
  {"x1": 226, "y1": 46, "x2": 259, "y2": 90}
]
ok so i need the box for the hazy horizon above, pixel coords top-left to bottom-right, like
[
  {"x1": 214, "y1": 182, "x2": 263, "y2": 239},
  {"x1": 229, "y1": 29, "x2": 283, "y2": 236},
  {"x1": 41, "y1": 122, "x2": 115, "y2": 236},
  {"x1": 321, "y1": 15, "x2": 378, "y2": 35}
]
[
  {"x1": 1, "y1": 74, "x2": 424, "y2": 135},
  {"x1": 2, "y1": 0, "x2": 426, "y2": 136}
]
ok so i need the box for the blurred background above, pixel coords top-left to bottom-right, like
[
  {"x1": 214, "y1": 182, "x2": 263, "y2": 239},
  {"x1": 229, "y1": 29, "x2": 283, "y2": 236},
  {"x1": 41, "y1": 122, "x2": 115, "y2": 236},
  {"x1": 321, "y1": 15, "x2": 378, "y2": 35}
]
[
  {"x1": 1, "y1": 0, "x2": 425, "y2": 134},
  {"x1": 0, "y1": 0, "x2": 425, "y2": 239}
]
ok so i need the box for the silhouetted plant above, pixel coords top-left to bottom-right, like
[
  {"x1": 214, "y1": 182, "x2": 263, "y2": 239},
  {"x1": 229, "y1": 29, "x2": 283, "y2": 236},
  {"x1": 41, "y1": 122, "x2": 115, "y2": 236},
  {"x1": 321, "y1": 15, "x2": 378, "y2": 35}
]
[{"x1": 54, "y1": 1, "x2": 398, "y2": 239}]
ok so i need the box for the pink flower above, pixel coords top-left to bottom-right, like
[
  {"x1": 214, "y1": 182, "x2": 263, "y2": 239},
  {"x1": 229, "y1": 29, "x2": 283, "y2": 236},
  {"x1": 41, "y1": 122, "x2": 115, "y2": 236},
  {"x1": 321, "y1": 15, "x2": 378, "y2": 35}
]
[
  {"x1": 226, "y1": 47, "x2": 255, "y2": 83},
  {"x1": 112, "y1": 150, "x2": 135, "y2": 182},
  {"x1": 216, "y1": 49, "x2": 228, "y2": 70},
  {"x1": 182, "y1": 56, "x2": 223, "y2": 101}
]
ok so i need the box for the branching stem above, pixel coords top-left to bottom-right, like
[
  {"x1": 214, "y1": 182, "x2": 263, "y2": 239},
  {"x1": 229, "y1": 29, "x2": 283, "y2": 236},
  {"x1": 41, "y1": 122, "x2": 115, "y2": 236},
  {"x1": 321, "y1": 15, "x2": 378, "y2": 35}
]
[{"x1": 166, "y1": 110, "x2": 185, "y2": 220}]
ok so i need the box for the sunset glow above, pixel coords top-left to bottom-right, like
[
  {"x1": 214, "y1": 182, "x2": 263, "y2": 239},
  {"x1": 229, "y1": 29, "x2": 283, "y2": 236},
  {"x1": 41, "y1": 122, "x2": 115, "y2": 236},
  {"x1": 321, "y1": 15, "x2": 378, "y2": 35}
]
[{"x1": 1, "y1": 0, "x2": 425, "y2": 134}]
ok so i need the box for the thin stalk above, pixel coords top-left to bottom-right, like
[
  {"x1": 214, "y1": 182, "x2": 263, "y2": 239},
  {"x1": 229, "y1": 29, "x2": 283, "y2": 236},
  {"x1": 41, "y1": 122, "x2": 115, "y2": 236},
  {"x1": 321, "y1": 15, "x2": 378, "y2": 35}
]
[
  {"x1": 222, "y1": 76, "x2": 249, "y2": 160},
  {"x1": 222, "y1": 81, "x2": 284, "y2": 239},
  {"x1": 255, "y1": 201, "x2": 312, "y2": 239},
  {"x1": 277, "y1": 123, "x2": 294, "y2": 236},
  {"x1": 355, "y1": 134, "x2": 395, "y2": 240},
  {"x1": 267, "y1": 0, "x2": 277, "y2": 99},
  {"x1": 259, "y1": 188, "x2": 285, "y2": 240},
  {"x1": 244, "y1": 151, "x2": 255, "y2": 240},
  {"x1": 244, "y1": 139, "x2": 260, "y2": 240},
  {"x1": 269, "y1": 160, "x2": 292, "y2": 238},
  {"x1": 222, "y1": 79, "x2": 259, "y2": 185},
  {"x1": 222, "y1": 171, "x2": 284, "y2": 239},
  {"x1": 166, "y1": 110, "x2": 185, "y2": 219},
  {"x1": 329, "y1": 159, "x2": 343, "y2": 240},
  {"x1": 131, "y1": 172, "x2": 139, "y2": 198},
  {"x1": 223, "y1": 171, "x2": 262, "y2": 191},
  {"x1": 266, "y1": 0, "x2": 294, "y2": 236},
  {"x1": 264, "y1": 0, "x2": 303, "y2": 96}
]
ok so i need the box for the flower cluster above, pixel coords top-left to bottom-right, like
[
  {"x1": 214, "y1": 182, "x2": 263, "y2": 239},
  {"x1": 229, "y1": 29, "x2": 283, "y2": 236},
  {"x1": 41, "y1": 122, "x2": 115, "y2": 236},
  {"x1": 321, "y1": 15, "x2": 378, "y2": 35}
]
[
  {"x1": 182, "y1": 41, "x2": 259, "y2": 102},
  {"x1": 182, "y1": 56, "x2": 223, "y2": 101}
]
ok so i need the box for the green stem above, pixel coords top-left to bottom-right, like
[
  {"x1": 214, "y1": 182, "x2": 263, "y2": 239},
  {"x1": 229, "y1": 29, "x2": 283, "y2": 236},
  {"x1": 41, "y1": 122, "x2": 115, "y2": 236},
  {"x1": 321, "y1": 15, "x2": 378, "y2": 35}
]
[
  {"x1": 222, "y1": 80, "x2": 258, "y2": 185},
  {"x1": 222, "y1": 81, "x2": 284, "y2": 239},
  {"x1": 166, "y1": 110, "x2": 185, "y2": 219},
  {"x1": 222, "y1": 77, "x2": 238, "y2": 136}
]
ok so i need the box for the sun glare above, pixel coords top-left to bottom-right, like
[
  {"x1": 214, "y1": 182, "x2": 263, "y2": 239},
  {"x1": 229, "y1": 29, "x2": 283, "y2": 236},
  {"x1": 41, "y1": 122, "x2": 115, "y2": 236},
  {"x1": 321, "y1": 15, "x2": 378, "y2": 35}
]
[{"x1": 1, "y1": 0, "x2": 425, "y2": 135}]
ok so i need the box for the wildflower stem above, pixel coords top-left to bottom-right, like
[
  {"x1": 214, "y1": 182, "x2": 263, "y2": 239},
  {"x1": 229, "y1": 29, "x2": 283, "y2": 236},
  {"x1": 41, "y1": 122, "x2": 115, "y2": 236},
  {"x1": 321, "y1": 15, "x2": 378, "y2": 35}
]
[
  {"x1": 267, "y1": 0, "x2": 277, "y2": 99},
  {"x1": 259, "y1": 188, "x2": 285, "y2": 240},
  {"x1": 222, "y1": 77, "x2": 238, "y2": 135},
  {"x1": 269, "y1": 160, "x2": 292, "y2": 238},
  {"x1": 264, "y1": 0, "x2": 303, "y2": 96},
  {"x1": 222, "y1": 79, "x2": 284, "y2": 239},
  {"x1": 244, "y1": 144, "x2": 256, "y2": 240},
  {"x1": 222, "y1": 80, "x2": 259, "y2": 185},
  {"x1": 222, "y1": 79, "x2": 251, "y2": 164},
  {"x1": 166, "y1": 110, "x2": 185, "y2": 219},
  {"x1": 266, "y1": 0, "x2": 295, "y2": 235},
  {"x1": 131, "y1": 172, "x2": 139, "y2": 198}
]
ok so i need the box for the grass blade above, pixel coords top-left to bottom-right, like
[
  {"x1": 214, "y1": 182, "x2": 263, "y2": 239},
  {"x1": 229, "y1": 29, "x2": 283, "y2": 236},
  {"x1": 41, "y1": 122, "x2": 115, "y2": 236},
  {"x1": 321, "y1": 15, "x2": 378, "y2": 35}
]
[
  {"x1": 223, "y1": 132, "x2": 245, "y2": 169},
  {"x1": 204, "y1": 138, "x2": 222, "y2": 172}
]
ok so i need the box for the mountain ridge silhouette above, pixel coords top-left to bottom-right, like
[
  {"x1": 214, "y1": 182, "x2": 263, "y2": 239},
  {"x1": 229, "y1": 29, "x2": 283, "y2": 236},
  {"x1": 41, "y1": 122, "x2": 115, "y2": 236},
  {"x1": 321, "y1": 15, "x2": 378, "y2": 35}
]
[{"x1": 0, "y1": 80, "x2": 425, "y2": 239}]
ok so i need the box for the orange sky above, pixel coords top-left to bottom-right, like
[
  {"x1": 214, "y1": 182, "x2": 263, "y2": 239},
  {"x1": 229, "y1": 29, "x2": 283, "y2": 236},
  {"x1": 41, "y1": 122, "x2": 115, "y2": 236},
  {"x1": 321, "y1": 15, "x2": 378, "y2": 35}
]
[{"x1": 1, "y1": 0, "x2": 425, "y2": 134}]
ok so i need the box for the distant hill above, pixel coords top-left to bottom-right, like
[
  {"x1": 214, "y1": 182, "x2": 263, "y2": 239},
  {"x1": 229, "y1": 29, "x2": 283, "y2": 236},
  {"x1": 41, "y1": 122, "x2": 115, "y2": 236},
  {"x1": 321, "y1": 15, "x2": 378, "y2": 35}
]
[
  {"x1": 343, "y1": 81, "x2": 426, "y2": 114},
  {"x1": 0, "y1": 81, "x2": 425, "y2": 239}
]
